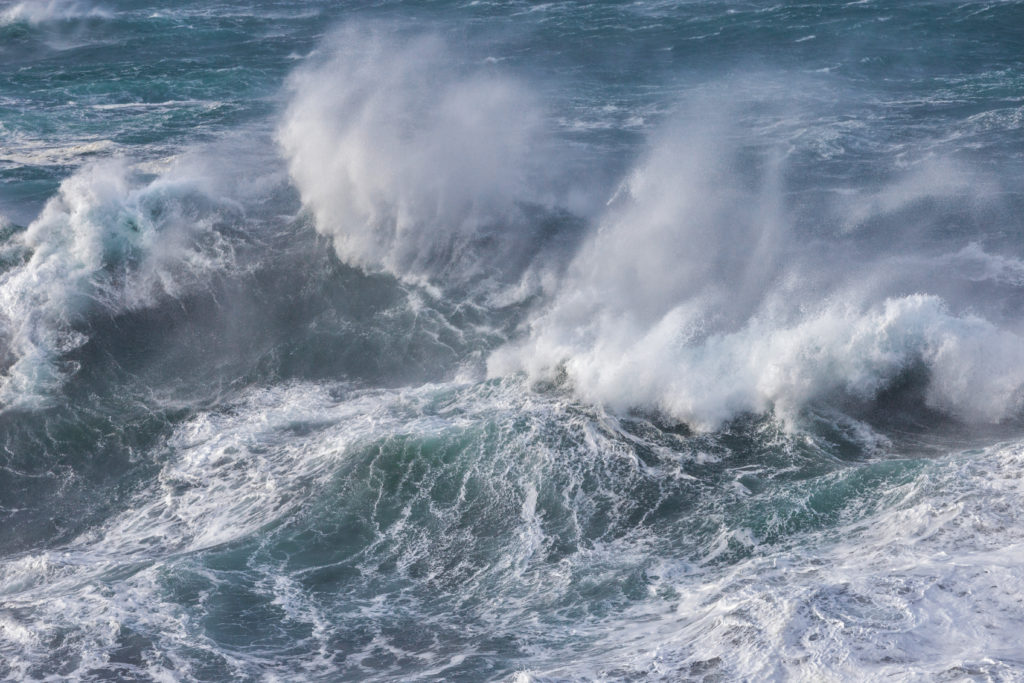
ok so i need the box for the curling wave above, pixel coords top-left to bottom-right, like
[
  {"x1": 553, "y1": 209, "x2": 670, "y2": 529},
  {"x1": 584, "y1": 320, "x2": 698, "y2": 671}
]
[{"x1": 0, "y1": 159, "x2": 241, "y2": 408}]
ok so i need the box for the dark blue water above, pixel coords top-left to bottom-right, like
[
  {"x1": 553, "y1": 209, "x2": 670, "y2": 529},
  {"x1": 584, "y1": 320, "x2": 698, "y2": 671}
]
[{"x1": 3, "y1": 0, "x2": 1024, "y2": 679}]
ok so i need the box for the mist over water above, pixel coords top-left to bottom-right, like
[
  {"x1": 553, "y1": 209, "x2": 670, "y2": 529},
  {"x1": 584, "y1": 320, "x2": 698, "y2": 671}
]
[
  {"x1": 491, "y1": 109, "x2": 1024, "y2": 429},
  {"x1": 280, "y1": 27, "x2": 557, "y2": 287},
  {"x1": 3, "y1": 0, "x2": 1024, "y2": 680}
]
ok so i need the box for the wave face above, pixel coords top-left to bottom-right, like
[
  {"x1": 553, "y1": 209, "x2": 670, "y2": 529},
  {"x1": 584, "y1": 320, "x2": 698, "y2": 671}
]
[{"x1": 4, "y1": 1, "x2": 1024, "y2": 680}]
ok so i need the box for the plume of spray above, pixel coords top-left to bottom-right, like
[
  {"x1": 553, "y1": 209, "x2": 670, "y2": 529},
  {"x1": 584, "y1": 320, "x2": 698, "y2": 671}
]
[
  {"x1": 278, "y1": 29, "x2": 1024, "y2": 430},
  {"x1": 277, "y1": 25, "x2": 569, "y2": 290},
  {"x1": 489, "y1": 102, "x2": 1024, "y2": 430},
  {"x1": 0, "y1": 0, "x2": 110, "y2": 25}
]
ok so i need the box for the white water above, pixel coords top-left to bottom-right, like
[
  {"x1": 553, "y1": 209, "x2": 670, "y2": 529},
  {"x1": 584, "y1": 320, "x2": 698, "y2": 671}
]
[
  {"x1": 489, "y1": 110, "x2": 1024, "y2": 429},
  {"x1": 521, "y1": 441, "x2": 1024, "y2": 681},
  {"x1": 6, "y1": 3, "x2": 1024, "y2": 681},
  {"x1": 0, "y1": 158, "x2": 241, "y2": 408},
  {"x1": 4, "y1": 376, "x2": 1024, "y2": 680},
  {"x1": 0, "y1": 0, "x2": 110, "y2": 25}
]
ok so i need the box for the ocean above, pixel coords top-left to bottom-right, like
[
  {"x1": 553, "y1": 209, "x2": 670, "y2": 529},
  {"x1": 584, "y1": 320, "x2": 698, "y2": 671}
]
[{"x1": 2, "y1": 0, "x2": 1024, "y2": 679}]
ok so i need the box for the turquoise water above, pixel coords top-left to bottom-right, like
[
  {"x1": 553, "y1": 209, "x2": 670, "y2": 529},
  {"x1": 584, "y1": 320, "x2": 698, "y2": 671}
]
[{"x1": 3, "y1": 1, "x2": 1024, "y2": 679}]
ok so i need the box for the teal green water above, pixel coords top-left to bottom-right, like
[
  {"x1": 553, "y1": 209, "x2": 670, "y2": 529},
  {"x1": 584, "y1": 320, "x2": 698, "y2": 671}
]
[{"x1": 3, "y1": 1, "x2": 1024, "y2": 680}]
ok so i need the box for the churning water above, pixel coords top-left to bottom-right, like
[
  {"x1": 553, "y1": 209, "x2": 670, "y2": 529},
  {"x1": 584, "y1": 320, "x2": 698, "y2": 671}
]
[{"x1": 3, "y1": 0, "x2": 1024, "y2": 679}]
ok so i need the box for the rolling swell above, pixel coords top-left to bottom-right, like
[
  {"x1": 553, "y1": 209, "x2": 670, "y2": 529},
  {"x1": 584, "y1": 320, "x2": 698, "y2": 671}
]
[{"x1": 2, "y1": 2, "x2": 1024, "y2": 680}]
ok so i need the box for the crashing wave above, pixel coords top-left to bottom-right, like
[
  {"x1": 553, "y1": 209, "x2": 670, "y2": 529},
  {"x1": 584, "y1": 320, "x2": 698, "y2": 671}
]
[{"x1": 0, "y1": 159, "x2": 240, "y2": 408}]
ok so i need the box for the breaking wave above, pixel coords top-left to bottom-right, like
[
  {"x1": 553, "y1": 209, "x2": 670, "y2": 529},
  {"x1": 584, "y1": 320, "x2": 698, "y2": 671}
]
[
  {"x1": 489, "y1": 109, "x2": 1024, "y2": 429},
  {"x1": 0, "y1": 158, "x2": 242, "y2": 408},
  {"x1": 6, "y1": 5, "x2": 1024, "y2": 680},
  {"x1": 278, "y1": 26, "x2": 577, "y2": 291}
]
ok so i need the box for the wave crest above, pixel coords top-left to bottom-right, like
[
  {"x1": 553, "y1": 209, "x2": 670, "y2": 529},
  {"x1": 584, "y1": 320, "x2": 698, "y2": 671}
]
[
  {"x1": 0, "y1": 159, "x2": 239, "y2": 408},
  {"x1": 489, "y1": 114, "x2": 1024, "y2": 429},
  {"x1": 278, "y1": 27, "x2": 559, "y2": 286}
]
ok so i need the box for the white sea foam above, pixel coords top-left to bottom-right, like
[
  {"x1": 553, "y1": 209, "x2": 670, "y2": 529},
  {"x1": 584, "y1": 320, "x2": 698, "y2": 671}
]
[
  {"x1": 496, "y1": 292, "x2": 1024, "y2": 430},
  {"x1": 522, "y1": 441, "x2": 1024, "y2": 681},
  {"x1": 0, "y1": 382, "x2": 370, "y2": 677},
  {"x1": 0, "y1": 379, "x2": 530, "y2": 678},
  {"x1": 0, "y1": 137, "x2": 119, "y2": 167},
  {"x1": 90, "y1": 100, "x2": 223, "y2": 111},
  {"x1": 1, "y1": 375, "x2": 1022, "y2": 679}
]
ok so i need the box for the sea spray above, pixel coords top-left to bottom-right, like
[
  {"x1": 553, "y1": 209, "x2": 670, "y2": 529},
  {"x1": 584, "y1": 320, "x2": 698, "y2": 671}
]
[
  {"x1": 490, "y1": 106, "x2": 1024, "y2": 429},
  {"x1": 278, "y1": 26, "x2": 579, "y2": 290},
  {"x1": 3, "y1": 2, "x2": 1024, "y2": 680},
  {"x1": 0, "y1": 159, "x2": 240, "y2": 407},
  {"x1": 0, "y1": 0, "x2": 110, "y2": 26}
]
